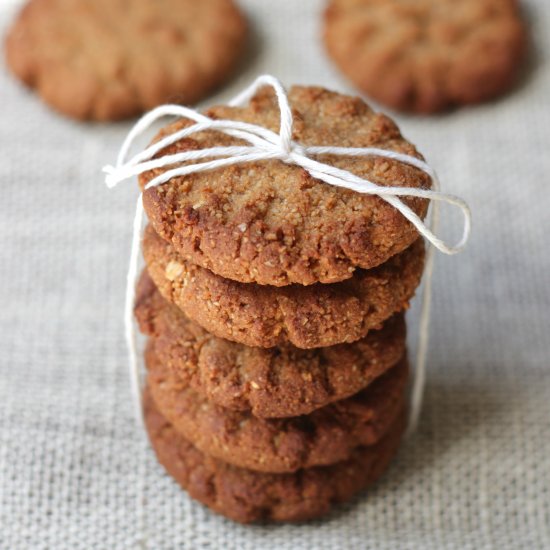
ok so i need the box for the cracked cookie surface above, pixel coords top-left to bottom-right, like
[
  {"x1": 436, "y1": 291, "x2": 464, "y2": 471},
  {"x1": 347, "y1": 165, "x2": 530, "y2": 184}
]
[
  {"x1": 142, "y1": 224, "x2": 424, "y2": 348},
  {"x1": 146, "y1": 343, "x2": 408, "y2": 473},
  {"x1": 145, "y1": 389, "x2": 405, "y2": 523},
  {"x1": 5, "y1": 0, "x2": 246, "y2": 120},
  {"x1": 139, "y1": 85, "x2": 431, "y2": 285},
  {"x1": 324, "y1": 0, "x2": 527, "y2": 113},
  {"x1": 135, "y1": 270, "x2": 406, "y2": 418}
]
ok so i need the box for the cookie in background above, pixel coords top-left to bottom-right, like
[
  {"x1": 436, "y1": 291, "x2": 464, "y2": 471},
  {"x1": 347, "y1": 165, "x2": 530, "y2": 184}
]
[
  {"x1": 4, "y1": 0, "x2": 247, "y2": 121},
  {"x1": 324, "y1": 0, "x2": 527, "y2": 113}
]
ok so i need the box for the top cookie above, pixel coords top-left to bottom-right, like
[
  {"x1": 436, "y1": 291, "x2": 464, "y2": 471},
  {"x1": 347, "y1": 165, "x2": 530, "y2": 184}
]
[
  {"x1": 324, "y1": 0, "x2": 527, "y2": 113},
  {"x1": 140, "y1": 86, "x2": 431, "y2": 286},
  {"x1": 5, "y1": 0, "x2": 246, "y2": 120}
]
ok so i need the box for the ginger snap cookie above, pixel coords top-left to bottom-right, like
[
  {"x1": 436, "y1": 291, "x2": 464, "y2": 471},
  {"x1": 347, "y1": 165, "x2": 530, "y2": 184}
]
[
  {"x1": 135, "y1": 270, "x2": 406, "y2": 418},
  {"x1": 144, "y1": 389, "x2": 405, "y2": 523},
  {"x1": 146, "y1": 344, "x2": 408, "y2": 473},
  {"x1": 4, "y1": 0, "x2": 246, "y2": 120},
  {"x1": 143, "y1": 224, "x2": 425, "y2": 348},
  {"x1": 324, "y1": 0, "x2": 527, "y2": 113},
  {"x1": 139, "y1": 85, "x2": 431, "y2": 285}
]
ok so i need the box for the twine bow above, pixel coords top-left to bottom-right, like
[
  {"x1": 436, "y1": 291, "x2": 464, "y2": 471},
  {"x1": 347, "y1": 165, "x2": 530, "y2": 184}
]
[{"x1": 104, "y1": 74, "x2": 471, "y2": 435}]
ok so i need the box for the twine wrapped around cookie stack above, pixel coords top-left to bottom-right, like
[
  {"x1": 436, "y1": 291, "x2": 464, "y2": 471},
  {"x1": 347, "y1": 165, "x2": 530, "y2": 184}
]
[{"x1": 105, "y1": 76, "x2": 470, "y2": 523}]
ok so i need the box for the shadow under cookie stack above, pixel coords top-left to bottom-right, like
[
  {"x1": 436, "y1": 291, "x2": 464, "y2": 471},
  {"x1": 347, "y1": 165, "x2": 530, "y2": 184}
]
[{"x1": 133, "y1": 86, "x2": 430, "y2": 523}]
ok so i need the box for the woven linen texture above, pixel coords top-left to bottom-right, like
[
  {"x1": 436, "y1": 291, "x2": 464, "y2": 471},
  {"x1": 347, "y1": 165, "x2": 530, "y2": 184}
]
[{"x1": 0, "y1": 0, "x2": 549, "y2": 548}]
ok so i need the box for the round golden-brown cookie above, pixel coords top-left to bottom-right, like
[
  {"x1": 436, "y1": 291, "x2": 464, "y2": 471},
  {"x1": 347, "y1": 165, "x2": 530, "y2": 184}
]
[
  {"x1": 5, "y1": 0, "x2": 246, "y2": 120},
  {"x1": 146, "y1": 343, "x2": 408, "y2": 473},
  {"x1": 139, "y1": 85, "x2": 431, "y2": 285},
  {"x1": 324, "y1": 0, "x2": 527, "y2": 113},
  {"x1": 135, "y1": 270, "x2": 407, "y2": 418},
  {"x1": 143, "y1": 224, "x2": 424, "y2": 349},
  {"x1": 144, "y1": 389, "x2": 406, "y2": 523}
]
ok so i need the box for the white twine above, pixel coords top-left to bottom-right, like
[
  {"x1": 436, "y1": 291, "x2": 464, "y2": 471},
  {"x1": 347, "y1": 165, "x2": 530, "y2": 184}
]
[{"x1": 104, "y1": 74, "x2": 471, "y2": 439}]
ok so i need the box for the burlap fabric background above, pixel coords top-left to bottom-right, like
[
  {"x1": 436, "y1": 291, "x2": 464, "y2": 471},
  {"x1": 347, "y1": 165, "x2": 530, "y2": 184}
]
[{"x1": 1, "y1": 1, "x2": 549, "y2": 548}]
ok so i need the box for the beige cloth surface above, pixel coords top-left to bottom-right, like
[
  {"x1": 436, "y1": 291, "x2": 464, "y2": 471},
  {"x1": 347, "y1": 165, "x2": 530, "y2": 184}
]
[{"x1": 1, "y1": 1, "x2": 549, "y2": 548}]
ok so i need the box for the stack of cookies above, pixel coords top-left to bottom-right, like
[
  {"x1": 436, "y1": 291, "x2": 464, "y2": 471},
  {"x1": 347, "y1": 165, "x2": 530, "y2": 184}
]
[{"x1": 134, "y1": 86, "x2": 430, "y2": 523}]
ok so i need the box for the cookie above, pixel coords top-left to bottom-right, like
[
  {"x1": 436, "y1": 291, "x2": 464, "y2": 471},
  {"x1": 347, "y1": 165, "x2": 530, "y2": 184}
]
[
  {"x1": 146, "y1": 343, "x2": 408, "y2": 473},
  {"x1": 144, "y1": 389, "x2": 405, "y2": 523},
  {"x1": 4, "y1": 0, "x2": 246, "y2": 120},
  {"x1": 324, "y1": 0, "x2": 527, "y2": 113},
  {"x1": 135, "y1": 270, "x2": 406, "y2": 418},
  {"x1": 139, "y1": 85, "x2": 431, "y2": 285},
  {"x1": 143, "y1": 224, "x2": 424, "y2": 348}
]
